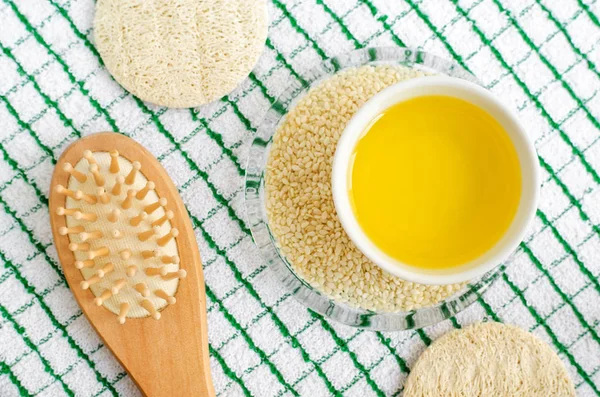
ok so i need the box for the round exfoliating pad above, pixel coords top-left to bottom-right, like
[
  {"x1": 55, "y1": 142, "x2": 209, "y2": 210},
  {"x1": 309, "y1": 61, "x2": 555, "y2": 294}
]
[
  {"x1": 404, "y1": 322, "x2": 575, "y2": 397},
  {"x1": 94, "y1": 0, "x2": 268, "y2": 108}
]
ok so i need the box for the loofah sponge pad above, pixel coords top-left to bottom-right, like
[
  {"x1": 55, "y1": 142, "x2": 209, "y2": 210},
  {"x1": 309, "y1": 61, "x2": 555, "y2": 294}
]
[
  {"x1": 94, "y1": 0, "x2": 268, "y2": 107},
  {"x1": 404, "y1": 322, "x2": 575, "y2": 397}
]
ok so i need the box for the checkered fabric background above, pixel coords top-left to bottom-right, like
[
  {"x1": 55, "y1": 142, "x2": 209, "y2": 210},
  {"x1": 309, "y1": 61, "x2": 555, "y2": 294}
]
[{"x1": 0, "y1": 0, "x2": 599, "y2": 395}]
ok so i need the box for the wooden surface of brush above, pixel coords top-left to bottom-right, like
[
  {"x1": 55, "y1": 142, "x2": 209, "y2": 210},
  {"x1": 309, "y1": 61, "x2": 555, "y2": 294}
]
[{"x1": 49, "y1": 132, "x2": 215, "y2": 397}]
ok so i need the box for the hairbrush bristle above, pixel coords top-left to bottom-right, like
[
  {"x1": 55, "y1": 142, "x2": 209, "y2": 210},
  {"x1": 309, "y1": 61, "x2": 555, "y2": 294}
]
[
  {"x1": 145, "y1": 266, "x2": 169, "y2": 277},
  {"x1": 56, "y1": 149, "x2": 184, "y2": 322},
  {"x1": 130, "y1": 211, "x2": 147, "y2": 226},
  {"x1": 111, "y1": 175, "x2": 124, "y2": 195},
  {"x1": 136, "y1": 181, "x2": 155, "y2": 200},
  {"x1": 112, "y1": 279, "x2": 127, "y2": 294},
  {"x1": 89, "y1": 164, "x2": 105, "y2": 187},
  {"x1": 135, "y1": 283, "x2": 150, "y2": 297},
  {"x1": 94, "y1": 289, "x2": 113, "y2": 306},
  {"x1": 63, "y1": 162, "x2": 87, "y2": 183},
  {"x1": 69, "y1": 242, "x2": 90, "y2": 252},
  {"x1": 161, "y1": 255, "x2": 179, "y2": 264},
  {"x1": 97, "y1": 262, "x2": 115, "y2": 277},
  {"x1": 142, "y1": 249, "x2": 160, "y2": 259},
  {"x1": 107, "y1": 208, "x2": 120, "y2": 223},
  {"x1": 75, "y1": 259, "x2": 95, "y2": 269},
  {"x1": 55, "y1": 184, "x2": 77, "y2": 199},
  {"x1": 118, "y1": 302, "x2": 130, "y2": 324},
  {"x1": 87, "y1": 246, "x2": 110, "y2": 260},
  {"x1": 80, "y1": 230, "x2": 103, "y2": 242},
  {"x1": 151, "y1": 210, "x2": 173, "y2": 227},
  {"x1": 60, "y1": 225, "x2": 84, "y2": 235},
  {"x1": 97, "y1": 187, "x2": 110, "y2": 204},
  {"x1": 125, "y1": 161, "x2": 141, "y2": 185},
  {"x1": 126, "y1": 265, "x2": 138, "y2": 277},
  {"x1": 75, "y1": 190, "x2": 98, "y2": 204},
  {"x1": 157, "y1": 228, "x2": 178, "y2": 247},
  {"x1": 121, "y1": 190, "x2": 136, "y2": 209},
  {"x1": 140, "y1": 299, "x2": 160, "y2": 320},
  {"x1": 144, "y1": 198, "x2": 167, "y2": 215},
  {"x1": 83, "y1": 150, "x2": 96, "y2": 165},
  {"x1": 138, "y1": 226, "x2": 160, "y2": 242},
  {"x1": 162, "y1": 269, "x2": 187, "y2": 281},
  {"x1": 119, "y1": 249, "x2": 132, "y2": 260},
  {"x1": 109, "y1": 150, "x2": 120, "y2": 174},
  {"x1": 155, "y1": 289, "x2": 176, "y2": 305},
  {"x1": 74, "y1": 211, "x2": 98, "y2": 222}
]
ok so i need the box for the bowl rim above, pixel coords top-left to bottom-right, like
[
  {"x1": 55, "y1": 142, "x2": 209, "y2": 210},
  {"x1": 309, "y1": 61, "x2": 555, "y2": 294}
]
[
  {"x1": 331, "y1": 75, "x2": 540, "y2": 285},
  {"x1": 244, "y1": 46, "x2": 515, "y2": 330}
]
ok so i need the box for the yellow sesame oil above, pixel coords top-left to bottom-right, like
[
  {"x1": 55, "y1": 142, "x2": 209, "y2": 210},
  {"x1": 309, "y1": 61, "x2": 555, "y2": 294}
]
[{"x1": 348, "y1": 95, "x2": 522, "y2": 270}]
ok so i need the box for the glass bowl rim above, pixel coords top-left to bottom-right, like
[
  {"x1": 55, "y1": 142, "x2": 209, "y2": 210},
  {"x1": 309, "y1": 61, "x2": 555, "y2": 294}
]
[{"x1": 243, "y1": 46, "x2": 506, "y2": 331}]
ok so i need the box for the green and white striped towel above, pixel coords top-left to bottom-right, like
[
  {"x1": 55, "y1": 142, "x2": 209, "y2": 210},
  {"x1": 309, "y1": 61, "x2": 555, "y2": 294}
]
[{"x1": 0, "y1": 0, "x2": 599, "y2": 396}]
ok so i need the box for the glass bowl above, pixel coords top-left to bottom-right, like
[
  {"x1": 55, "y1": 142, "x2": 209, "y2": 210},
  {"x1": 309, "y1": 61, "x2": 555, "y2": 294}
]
[{"x1": 244, "y1": 47, "x2": 505, "y2": 331}]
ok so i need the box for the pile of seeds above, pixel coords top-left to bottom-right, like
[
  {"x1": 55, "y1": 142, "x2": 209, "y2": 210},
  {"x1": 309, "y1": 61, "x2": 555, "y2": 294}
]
[{"x1": 265, "y1": 65, "x2": 464, "y2": 311}]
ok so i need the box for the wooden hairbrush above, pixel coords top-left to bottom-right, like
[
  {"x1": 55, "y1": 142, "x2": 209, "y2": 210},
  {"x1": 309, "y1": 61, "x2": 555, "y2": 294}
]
[{"x1": 49, "y1": 132, "x2": 215, "y2": 397}]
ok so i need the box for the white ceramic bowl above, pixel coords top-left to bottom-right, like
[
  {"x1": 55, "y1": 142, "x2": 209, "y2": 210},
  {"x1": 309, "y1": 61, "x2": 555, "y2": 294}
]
[{"x1": 332, "y1": 75, "x2": 540, "y2": 285}]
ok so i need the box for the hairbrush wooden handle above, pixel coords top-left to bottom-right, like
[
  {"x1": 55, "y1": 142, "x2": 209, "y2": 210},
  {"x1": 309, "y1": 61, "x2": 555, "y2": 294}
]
[{"x1": 49, "y1": 132, "x2": 214, "y2": 397}]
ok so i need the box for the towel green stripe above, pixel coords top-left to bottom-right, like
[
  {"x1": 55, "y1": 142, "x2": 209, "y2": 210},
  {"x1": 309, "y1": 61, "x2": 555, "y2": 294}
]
[
  {"x1": 0, "y1": 361, "x2": 31, "y2": 397},
  {"x1": 0, "y1": 143, "x2": 47, "y2": 207},
  {"x1": 264, "y1": 39, "x2": 309, "y2": 86},
  {"x1": 338, "y1": 354, "x2": 389, "y2": 394},
  {"x1": 539, "y1": 157, "x2": 600, "y2": 233},
  {"x1": 416, "y1": 329, "x2": 432, "y2": 346},
  {"x1": 359, "y1": 0, "x2": 407, "y2": 47},
  {"x1": 210, "y1": 345, "x2": 254, "y2": 397},
  {"x1": 188, "y1": 110, "x2": 244, "y2": 176},
  {"x1": 577, "y1": 0, "x2": 600, "y2": 28},
  {"x1": 491, "y1": 0, "x2": 600, "y2": 138},
  {"x1": 0, "y1": 95, "x2": 56, "y2": 163},
  {"x1": 0, "y1": 249, "x2": 120, "y2": 396},
  {"x1": 536, "y1": 0, "x2": 600, "y2": 84},
  {"x1": 311, "y1": 311, "x2": 385, "y2": 397},
  {"x1": 0, "y1": 191, "x2": 61, "y2": 282},
  {"x1": 404, "y1": 0, "x2": 469, "y2": 70},
  {"x1": 376, "y1": 333, "x2": 410, "y2": 373},
  {"x1": 475, "y1": 290, "x2": 502, "y2": 322},
  {"x1": 248, "y1": 73, "x2": 277, "y2": 105},
  {"x1": 4, "y1": 0, "x2": 117, "y2": 132},
  {"x1": 205, "y1": 286, "x2": 300, "y2": 396},
  {"x1": 0, "y1": 44, "x2": 80, "y2": 141},
  {"x1": 271, "y1": 0, "x2": 329, "y2": 59},
  {"x1": 0, "y1": 305, "x2": 74, "y2": 396},
  {"x1": 536, "y1": 209, "x2": 600, "y2": 294},
  {"x1": 519, "y1": 242, "x2": 600, "y2": 345},
  {"x1": 316, "y1": 0, "x2": 362, "y2": 47}
]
